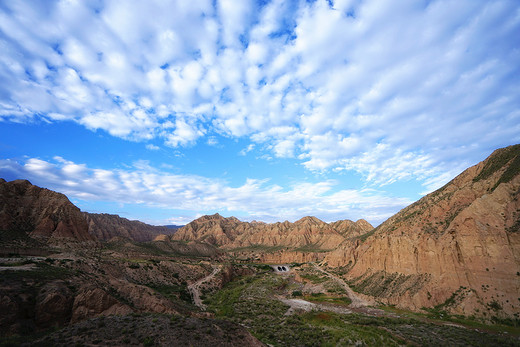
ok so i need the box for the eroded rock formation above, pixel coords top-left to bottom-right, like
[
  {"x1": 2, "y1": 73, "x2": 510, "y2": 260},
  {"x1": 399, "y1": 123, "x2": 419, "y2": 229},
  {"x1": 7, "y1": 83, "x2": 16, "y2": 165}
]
[
  {"x1": 325, "y1": 144, "x2": 520, "y2": 318},
  {"x1": 172, "y1": 213, "x2": 372, "y2": 251},
  {"x1": 84, "y1": 212, "x2": 177, "y2": 242},
  {"x1": 0, "y1": 179, "x2": 95, "y2": 245}
]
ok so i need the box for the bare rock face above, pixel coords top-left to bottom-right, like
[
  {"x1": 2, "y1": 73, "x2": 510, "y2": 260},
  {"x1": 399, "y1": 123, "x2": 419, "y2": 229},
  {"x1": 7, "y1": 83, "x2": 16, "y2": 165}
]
[
  {"x1": 0, "y1": 179, "x2": 94, "y2": 244},
  {"x1": 173, "y1": 213, "x2": 243, "y2": 245},
  {"x1": 35, "y1": 280, "x2": 74, "y2": 328},
  {"x1": 172, "y1": 214, "x2": 372, "y2": 252},
  {"x1": 84, "y1": 212, "x2": 177, "y2": 242},
  {"x1": 71, "y1": 286, "x2": 133, "y2": 323},
  {"x1": 326, "y1": 144, "x2": 520, "y2": 318},
  {"x1": 330, "y1": 219, "x2": 373, "y2": 238}
]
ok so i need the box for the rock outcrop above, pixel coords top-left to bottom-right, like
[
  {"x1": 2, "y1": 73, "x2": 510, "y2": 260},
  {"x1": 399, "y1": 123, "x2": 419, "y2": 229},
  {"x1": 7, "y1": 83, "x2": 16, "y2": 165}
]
[
  {"x1": 330, "y1": 219, "x2": 374, "y2": 238},
  {"x1": 325, "y1": 144, "x2": 520, "y2": 318},
  {"x1": 0, "y1": 179, "x2": 95, "y2": 244},
  {"x1": 84, "y1": 212, "x2": 177, "y2": 242}
]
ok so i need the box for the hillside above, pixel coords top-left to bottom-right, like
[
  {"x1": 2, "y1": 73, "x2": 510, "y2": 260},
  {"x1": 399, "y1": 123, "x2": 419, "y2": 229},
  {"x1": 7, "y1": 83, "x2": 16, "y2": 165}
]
[
  {"x1": 84, "y1": 212, "x2": 178, "y2": 242},
  {"x1": 325, "y1": 144, "x2": 520, "y2": 318},
  {"x1": 0, "y1": 179, "x2": 95, "y2": 249}
]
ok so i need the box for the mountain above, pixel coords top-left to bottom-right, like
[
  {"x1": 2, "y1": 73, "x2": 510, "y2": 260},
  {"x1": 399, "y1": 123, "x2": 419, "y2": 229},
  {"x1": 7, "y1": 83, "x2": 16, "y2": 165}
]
[
  {"x1": 172, "y1": 213, "x2": 373, "y2": 251},
  {"x1": 84, "y1": 213, "x2": 178, "y2": 242},
  {"x1": 0, "y1": 179, "x2": 95, "y2": 248},
  {"x1": 325, "y1": 144, "x2": 520, "y2": 318},
  {"x1": 330, "y1": 219, "x2": 374, "y2": 238}
]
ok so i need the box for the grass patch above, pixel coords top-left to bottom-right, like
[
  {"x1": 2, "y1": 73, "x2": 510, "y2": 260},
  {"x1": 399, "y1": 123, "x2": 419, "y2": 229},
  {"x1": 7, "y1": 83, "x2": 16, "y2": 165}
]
[
  {"x1": 380, "y1": 305, "x2": 520, "y2": 337},
  {"x1": 227, "y1": 244, "x2": 286, "y2": 253},
  {"x1": 205, "y1": 272, "x2": 520, "y2": 346},
  {"x1": 292, "y1": 244, "x2": 332, "y2": 253},
  {"x1": 354, "y1": 228, "x2": 377, "y2": 242},
  {"x1": 147, "y1": 283, "x2": 198, "y2": 314},
  {"x1": 206, "y1": 273, "x2": 406, "y2": 346},
  {"x1": 0, "y1": 262, "x2": 73, "y2": 281},
  {"x1": 473, "y1": 144, "x2": 520, "y2": 189},
  {"x1": 299, "y1": 272, "x2": 328, "y2": 284}
]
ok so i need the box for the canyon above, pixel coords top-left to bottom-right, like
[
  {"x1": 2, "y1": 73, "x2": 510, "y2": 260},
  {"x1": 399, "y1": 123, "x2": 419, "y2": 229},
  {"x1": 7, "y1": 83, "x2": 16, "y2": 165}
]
[{"x1": 0, "y1": 144, "x2": 519, "y2": 345}]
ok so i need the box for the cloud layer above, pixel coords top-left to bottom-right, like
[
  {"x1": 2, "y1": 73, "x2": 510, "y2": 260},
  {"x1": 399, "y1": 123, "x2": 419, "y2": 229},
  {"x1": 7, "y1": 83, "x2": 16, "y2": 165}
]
[
  {"x1": 1, "y1": 0, "x2": 519, "y2": 187},
  {"x1": 0, "y1": 156, "x2": 410, "y2": 225}
]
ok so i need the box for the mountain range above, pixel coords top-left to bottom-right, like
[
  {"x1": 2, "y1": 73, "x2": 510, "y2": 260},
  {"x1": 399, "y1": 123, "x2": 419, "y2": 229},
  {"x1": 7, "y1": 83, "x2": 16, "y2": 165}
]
[{"x1": 0, "y1": 144, "x2": 519, "y2": 321}]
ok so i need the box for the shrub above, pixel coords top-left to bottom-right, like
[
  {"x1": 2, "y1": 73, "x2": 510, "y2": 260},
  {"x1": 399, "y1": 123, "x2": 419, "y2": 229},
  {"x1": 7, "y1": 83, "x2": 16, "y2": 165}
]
[{"x1": 292, "y1": 290, "x2": 302, "y2": 297}]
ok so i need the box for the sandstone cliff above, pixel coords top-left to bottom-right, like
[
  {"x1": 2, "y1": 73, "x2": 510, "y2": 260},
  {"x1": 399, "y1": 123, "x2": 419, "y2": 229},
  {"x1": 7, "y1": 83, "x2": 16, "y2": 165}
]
[
  {"x1": 0, "y1": 179, "x2": 95, "y2": 245},
  {"x1": 325, "y1": 144, "x2": 520, "y2": 318},
  {"x1": 84, "y1": 212, "x2": 177, "y2": 242},
  {"x1": 172, "y1": 214, "x2": 372, "y2": 251},
  {"x1": 330, "y1": 219, "x2": 374, "y2": 238}
]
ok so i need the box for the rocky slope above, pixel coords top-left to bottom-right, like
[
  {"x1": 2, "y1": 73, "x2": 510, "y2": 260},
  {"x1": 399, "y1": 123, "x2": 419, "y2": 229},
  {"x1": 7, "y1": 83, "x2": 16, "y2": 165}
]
[
  {"x1": 172, "y1": 214, "x2": 372, "y2": 251},
  {"x1": 30, "y1": 314, "x2": 264, "y2": 347},
  {"x1": 84, "y1": 212, "x2": 177, "y2": 242},
  {"x1": 0, "y1": 240, "x2": 230, "y2": 336},
  {"x1": 325, "y1": 144, "x2": 520, "y2": 318},
  {"x1": 0, "y1": 179, "x2": 95, "y2": 246},
  {"x1": 330, "y1": 219, "x2": 373, "y2": 238}
]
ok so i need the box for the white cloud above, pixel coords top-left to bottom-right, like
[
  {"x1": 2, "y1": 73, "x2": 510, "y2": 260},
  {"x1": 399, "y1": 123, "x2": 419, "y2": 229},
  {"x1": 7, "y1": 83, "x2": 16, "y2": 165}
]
[
  {"x1": 164, "y1": 117, "x2": 204, "y2": 147},
  {"x1": 0, "y1": 0, "x2": 519, "y2": 191},
  {"x1": 146, "y1": 144, "x2": 160, "y2": 151},
  {"x1": 239, "y1": 144, "x2": 255, "y2": 156},
  {"x1": 0, "y1": 157, "x2": 410, "y2": 225}
]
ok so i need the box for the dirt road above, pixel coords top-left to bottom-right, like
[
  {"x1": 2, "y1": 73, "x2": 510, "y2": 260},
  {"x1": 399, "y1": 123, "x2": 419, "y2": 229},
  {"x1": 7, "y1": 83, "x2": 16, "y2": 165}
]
[
  {"x1": 188, "y1": 266, "x2": 221, "y2": 310},
  {"x1": 312, "y1": 263, "x2": 372, "y2": 308},
  {"x1": 279, "y1": 297, "x2": 352, "y2": 316}
]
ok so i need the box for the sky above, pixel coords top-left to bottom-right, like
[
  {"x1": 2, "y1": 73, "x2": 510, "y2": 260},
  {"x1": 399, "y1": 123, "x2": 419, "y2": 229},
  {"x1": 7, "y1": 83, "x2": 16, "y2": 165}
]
[{"x1": 0, "y1": 0, "x2": 519, "y2": 226}]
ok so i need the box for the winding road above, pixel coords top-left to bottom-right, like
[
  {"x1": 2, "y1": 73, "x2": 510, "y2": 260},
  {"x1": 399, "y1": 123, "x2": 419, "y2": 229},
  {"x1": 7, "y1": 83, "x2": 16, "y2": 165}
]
[
  {"x1": 188, "y1": 266, "x2": 221, "y2": 310},
  {"x1": 312, "y1": 263, "x2": 372, "y2": 308}
]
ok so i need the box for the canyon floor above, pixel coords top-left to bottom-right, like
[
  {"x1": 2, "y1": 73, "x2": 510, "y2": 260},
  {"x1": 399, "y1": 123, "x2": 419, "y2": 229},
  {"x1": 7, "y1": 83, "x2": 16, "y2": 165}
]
[{"x1": 1, "y1": 242, "x2": 519, "y2": 346}]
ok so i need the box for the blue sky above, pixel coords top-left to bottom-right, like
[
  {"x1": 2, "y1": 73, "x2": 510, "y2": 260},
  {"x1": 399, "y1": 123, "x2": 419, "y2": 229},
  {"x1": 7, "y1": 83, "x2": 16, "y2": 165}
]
[{"x1": 0, "y1": 0, "x2": 519, "y2": 226}]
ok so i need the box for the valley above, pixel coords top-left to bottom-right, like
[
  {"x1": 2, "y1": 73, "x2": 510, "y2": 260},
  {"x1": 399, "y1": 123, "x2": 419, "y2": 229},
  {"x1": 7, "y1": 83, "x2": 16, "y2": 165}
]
[{"x1": 0, "y1": 144, "x2": 519, "y2": 346}]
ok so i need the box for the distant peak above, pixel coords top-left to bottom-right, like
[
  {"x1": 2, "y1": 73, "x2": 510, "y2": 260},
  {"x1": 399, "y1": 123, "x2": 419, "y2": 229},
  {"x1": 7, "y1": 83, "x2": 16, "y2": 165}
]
[
  {"x1": 295, "y1": 216, "x2": 323, "y2": 224},
  {"x1": 355, "y1": 219, "x2": 372, "y2": 225},
  {"x1": 194, "y1": 213, "x2": 225, "y2": 222}
]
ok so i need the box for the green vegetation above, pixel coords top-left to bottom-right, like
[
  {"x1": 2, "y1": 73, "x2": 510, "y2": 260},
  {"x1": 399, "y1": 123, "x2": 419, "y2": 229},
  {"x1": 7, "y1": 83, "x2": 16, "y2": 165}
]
[
  {"x1": 299, "y1": 272, "x2": 328, "y2": 284},
  {"x1": 291, "y1": 290, "x2": 303, "y2": 297},
  {"x1": 0, "y1": 327, "x2": 60, "y2": 347},
  {"x1": 206, "y1": 271, "x2": 520, "y2": 346},
  {"x1": 227, "y1": 244, "x2": 286, "y2": 253},
  {"x1": 206, "y1": 273, "x2": 404, "y2": 346},
  {"x1": 422, "y1": 287, "x2": 475, "y2": 320},
  {"x1": 349, "y1": 270, "x2": 428, "y2": 298},
  {"x1": 381, "y1": 304, "x2": 520, "y2": 336},
  {"x1": 473, "y1": 144, "x2": 520, "y2": 189},
  {"x1": 0, "y1": 262, "x2": 73, "y2": 281},
  {"x1": 147, "y1": 283, "x2": 198, "y2": 314},
  {"x1": 292, "y1": 244, "x2": 331, "y2": 252},
  {"x1": 507, "y1": 216, "x2": 520, "y2": 233},
  {"x1": 354, "y1": 227, "x2": 377, "y2": 242}
]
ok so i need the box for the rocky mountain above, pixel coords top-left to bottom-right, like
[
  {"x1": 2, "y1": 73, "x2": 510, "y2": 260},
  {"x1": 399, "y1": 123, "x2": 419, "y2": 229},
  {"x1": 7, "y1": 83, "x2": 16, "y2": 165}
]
[
  {"x1": 84, "y1": 212, "x2": 178, "y2": 242},
  {"x1": 330, "y1": 219, "x2": 374, "y2": 238},
  {"x1": 325, "y1": 144, "x2": 520, "y2": 318},
  {"x1": 172, "y1": 213, "x2": 373, "y2": 251},
  {"x1": 0, "y1": 179, "x2": 95, "y2": 247}
]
